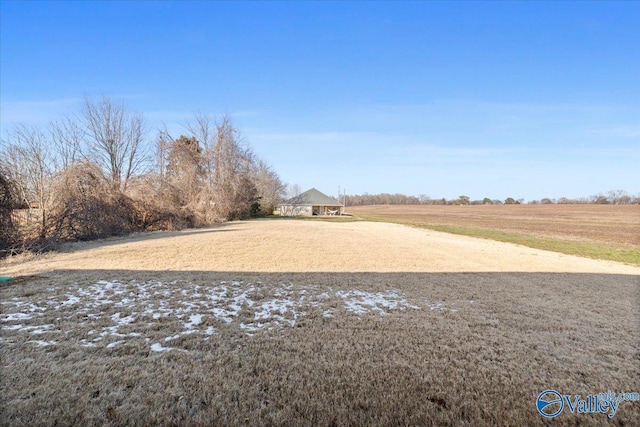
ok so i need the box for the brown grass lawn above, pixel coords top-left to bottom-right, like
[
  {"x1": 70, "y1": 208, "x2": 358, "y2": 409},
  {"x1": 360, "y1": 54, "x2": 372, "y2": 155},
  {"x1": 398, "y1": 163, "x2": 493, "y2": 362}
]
[
  {"x1": 1, "y1": 220, "x2": 639, "y2": 426},
  {"x1": 348, "y1": 204, "x2": 640, "y2": 265}
]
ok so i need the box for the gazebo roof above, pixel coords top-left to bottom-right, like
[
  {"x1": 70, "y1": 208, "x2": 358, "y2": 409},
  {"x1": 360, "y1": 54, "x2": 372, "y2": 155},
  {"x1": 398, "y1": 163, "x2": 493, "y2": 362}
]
[{"x1": 283, "y1": 188, "x2": 343, "y2": 206}]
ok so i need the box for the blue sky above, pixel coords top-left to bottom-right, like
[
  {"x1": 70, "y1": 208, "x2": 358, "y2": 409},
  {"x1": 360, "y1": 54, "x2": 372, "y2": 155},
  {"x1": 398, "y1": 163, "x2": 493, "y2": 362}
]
[{"x1": 1, "y1": 1, "x2": 638, "y2": 201}]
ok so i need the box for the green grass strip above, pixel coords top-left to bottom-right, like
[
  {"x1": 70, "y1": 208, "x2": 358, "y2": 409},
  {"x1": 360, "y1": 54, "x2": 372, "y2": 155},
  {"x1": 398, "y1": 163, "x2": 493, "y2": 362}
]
[{"x1": 355, "y1": 215, "x2": 640, "y2": 266}]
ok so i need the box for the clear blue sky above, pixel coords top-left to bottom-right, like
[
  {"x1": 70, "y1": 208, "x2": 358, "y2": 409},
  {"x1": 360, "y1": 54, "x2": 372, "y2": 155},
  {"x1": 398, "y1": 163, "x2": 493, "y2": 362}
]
[{"x1": 1, "y1": 1, "x2": 638, "y2": 201}]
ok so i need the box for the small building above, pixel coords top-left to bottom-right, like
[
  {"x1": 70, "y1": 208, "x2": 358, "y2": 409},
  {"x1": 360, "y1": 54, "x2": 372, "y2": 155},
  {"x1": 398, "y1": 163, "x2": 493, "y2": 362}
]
[{"x1": 279, "y1": 188, "x2": 344, "y2": 217}]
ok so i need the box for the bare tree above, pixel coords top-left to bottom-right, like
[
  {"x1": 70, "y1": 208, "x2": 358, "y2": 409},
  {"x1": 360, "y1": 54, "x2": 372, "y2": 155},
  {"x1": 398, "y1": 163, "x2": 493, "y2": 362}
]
[
  {"x1": 50, "y1": 115, "x2": 83, "y2": 170},
  {"x1": 457, "y1": 195, "x2": 470, "y2": 205},
  {"x1": 252, "y1": 159, "x2": 286, "y2": 215},
  {"x1": 210, "y1": 115, "x2": 257, "y2": 220},
  {"x1": 287, "y1": 183, "x2": 302, "y2": 200},
  {"x1": 82, "y1": 96, "x2": 147, "y2": 192},
  {"x1": 184, "y1": 112, "x2": 215, "y2": 152},
  {"x1": 607, "y1": 189, "x2": 628, "y2": 205},
  {"x1": 1, "y1": 125, "x2": 54, "y2": 210},
  {"x1": 0, "y1": 125, "x2": 54, "y2": 238},
  {"x1": 155, "y1": 125, "x2": 174, "y2": 184},
  {"x1": 184, "y1": 112, "x2": 217, "y2": 183},
  {"x1": 166, "y1": 135, "x2": 206, "y2": 212}
]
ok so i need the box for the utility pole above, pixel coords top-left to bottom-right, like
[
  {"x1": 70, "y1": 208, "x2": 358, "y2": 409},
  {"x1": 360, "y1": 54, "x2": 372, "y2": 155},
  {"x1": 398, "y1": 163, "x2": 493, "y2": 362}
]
[{"x1": 343, "y1": 188, "x2": 346, "y2": 213}]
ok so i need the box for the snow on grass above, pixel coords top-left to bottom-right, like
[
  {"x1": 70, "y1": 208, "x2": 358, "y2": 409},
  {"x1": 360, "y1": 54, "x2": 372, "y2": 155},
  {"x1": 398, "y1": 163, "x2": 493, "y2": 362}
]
[
  {"x1": 165, "y1": 332, "x2": 189, "y2": 342},
  {"x1": 1, "y1": 313, "x2": 34, "y2": 322},
  {"x1": 2, "y1": 279, "x2": 457, "y2": 352},
  {"x1": 1, "y1": 324, "x2": 57, "y2": 334},
  {"x1": 336, "y1": 290, "x2": 421, "y2": 315},
  {"x1": 425, "y1": 300, "x2": 458, "y2": 312},
  {"x1": 150, "y1": 342, "x2": 173, "y2": 352},
  {"x1": 26, "y1": 340, "x2": 57, "y2": 347},
  {"x1": 183, "y1": 313, "x2": 202, "y2": 329},
  {"x1": 251, "y1": 298, "x2": 298, "y2": 328},
  {"x1": 58, "y1": 294, "x2": 81, "y2": 307}
]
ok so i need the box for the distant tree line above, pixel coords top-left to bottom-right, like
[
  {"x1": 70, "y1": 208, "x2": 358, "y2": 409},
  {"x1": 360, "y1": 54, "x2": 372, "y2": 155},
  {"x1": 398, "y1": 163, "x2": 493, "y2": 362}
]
[
  {"x1": 344, "y1": 190, "x2": 639, "y2": 207},
  {"x1": 0, "y1": 96, "x2": 286, "y2": 256}
]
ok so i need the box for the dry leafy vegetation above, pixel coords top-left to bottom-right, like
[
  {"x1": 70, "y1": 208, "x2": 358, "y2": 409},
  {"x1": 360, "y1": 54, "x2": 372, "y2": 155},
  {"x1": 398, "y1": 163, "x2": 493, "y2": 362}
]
[
  {"x1": 1, "y1": 220, "x2": 639, "y2": 426},
  {"x1": 349, "y1": 204, "x2": 640, "y2": 266},
  {"x1": 0, "y1": 97, "x2": 286, "y2": 257}
]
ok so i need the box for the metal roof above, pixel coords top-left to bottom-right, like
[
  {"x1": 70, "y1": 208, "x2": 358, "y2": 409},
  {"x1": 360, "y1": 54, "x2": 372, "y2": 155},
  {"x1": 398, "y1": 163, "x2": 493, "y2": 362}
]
[{"x1": 283, "y1": 188, "x2": 343, "y2": 206}]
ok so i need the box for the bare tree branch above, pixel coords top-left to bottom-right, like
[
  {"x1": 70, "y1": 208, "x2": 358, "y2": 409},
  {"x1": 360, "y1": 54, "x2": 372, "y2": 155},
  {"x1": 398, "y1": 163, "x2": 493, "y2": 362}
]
[
  {"x1": 82, "y1": 96, "x2": 147, "y2": 192},
  {"x1": 50, "y1": 115, "x2": 84, "y2": 170}
]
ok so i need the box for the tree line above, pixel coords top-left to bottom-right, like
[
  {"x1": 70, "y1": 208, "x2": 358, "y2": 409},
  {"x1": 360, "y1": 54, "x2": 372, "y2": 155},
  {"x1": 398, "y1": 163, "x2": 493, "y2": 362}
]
[
  {"x1": 343, "y1": 191, "x2": 639, "y2": 207},
  {"x1": 0, "y1": 96, "x2": 286, "y2": 256}
]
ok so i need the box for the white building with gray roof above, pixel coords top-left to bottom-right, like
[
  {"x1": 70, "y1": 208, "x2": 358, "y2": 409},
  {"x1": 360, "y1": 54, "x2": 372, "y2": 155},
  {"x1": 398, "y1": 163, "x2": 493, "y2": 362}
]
[{"x1": 279, "y1": 188, "x2": 344, "y2": 216}]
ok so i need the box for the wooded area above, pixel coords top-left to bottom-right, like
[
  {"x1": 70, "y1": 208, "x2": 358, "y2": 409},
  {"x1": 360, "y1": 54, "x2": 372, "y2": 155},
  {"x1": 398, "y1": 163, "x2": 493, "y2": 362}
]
[
  {"x1": 343, "y1": 191, "x2": 638, "y2": 207},
  {"x1": 0, "y1": 96, "x2": 286, "y2": 256}
]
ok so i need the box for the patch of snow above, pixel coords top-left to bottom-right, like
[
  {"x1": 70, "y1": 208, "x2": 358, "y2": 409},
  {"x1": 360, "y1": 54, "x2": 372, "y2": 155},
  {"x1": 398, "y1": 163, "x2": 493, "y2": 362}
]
[
  {"x1": 114, "y1": 297, "x2": 133, "y2": 306},
  {"x1": 254, "y1": 299, "x2": 293, "y2": 320},
  {"x1": 336, "y1": 290, "x2": 420, "y2": 315},
  {"x1": 240, "y1": 322, "x2": 264, "y2": 332},
  {"x1": 427, "y1": 302, "x2": 446, "y2": 311},
  {"x1": 425, "y1": 300, "x2": 457, "y2": 313},
  {"x1": 90, "y1": 326, "x2": 126, "y2": 342},
  {"x1": 3, "y1": 279, "x2": 442, "y2": 351},
  {"x1": 1, "y1": 313, "x2": 33, "y2": 322},
  {"x1": 150, "y1": 342, "x2": 173, "y2": 352},
  {"x1": 30, "y1": 324, "x2": 55, "y2": 334},
  {"x1": 164, "y1": 330, "x2": 197, "y2": 342},
  {"x1": 58, "y1": 294, "x2": 80, "y2": 307},
  {"x1": 183, "y1": 313, "x2": 202, "y2": 329},
  {"x1": 111, "y1": 312, "x2": 137, "y2": 325},
  {"x1": 106, "y1": 340, "x2": 125, "y2": 348},
  {"x1": 27, "y1": 340, "x2": 56, "y2": 347}
]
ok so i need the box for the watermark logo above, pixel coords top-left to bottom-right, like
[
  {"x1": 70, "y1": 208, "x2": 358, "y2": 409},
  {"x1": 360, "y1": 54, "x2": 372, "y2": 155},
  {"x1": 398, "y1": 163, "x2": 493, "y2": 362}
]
[
  {"x1": 536, "y1": 389, "x2": 639, "y2": 419},
  {"x1": 537, "y1": 390, "x2": 564, "y2": 418}
]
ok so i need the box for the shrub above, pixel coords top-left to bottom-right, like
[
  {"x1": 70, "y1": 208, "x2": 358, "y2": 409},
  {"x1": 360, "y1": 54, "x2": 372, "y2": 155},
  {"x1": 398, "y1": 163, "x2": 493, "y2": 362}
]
[
  {"x1": 47, "y1": 162, "x2": 140, "y2": 242},
  {"x1": 0, "y1": 167, "x2": 20, "y2": 256}
]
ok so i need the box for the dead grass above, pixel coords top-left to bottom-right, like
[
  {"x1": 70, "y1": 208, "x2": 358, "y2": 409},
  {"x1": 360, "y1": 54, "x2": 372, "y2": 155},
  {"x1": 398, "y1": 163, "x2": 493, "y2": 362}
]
[
  {"x1": 1, "y1": 220, "x2": 639, "y2": 426},
  {"x1": 349, "y1": 204, "x2": 640, "y2": 265},
  {"x1": 2, "y1": 220, "x2": 639, "y2": 276}
]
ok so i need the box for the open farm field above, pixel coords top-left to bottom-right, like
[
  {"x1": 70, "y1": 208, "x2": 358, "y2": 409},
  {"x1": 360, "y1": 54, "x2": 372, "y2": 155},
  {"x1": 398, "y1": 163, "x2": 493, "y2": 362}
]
[
  {"x1": 2, "y1": 220, "x2": 639, "y2": 426},
  {"x1": 348, "y1": 204, "x2": 640, "y2": 265}
]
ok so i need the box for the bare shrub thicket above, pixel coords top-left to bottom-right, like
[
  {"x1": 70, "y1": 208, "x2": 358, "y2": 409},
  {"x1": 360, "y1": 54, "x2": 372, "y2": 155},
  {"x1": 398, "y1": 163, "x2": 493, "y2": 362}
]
[
  {"x1": 208, "y1": 115, "x2": 258, "y2": 221},
  {"x1": 0, "y1": 165, "x2": 21, "y2": 254},
  {"x1": 0, "y1": 98, "x2": 286, "y2": 256},
  {"x1": 47, "y1": 162, "x2": 139, "y2": 242},
  {"x1": 126, "y1": 173, "x2": 195, "y2": 231},
  {"x1": 155, "y1": 114, "x2": 284, "y2": 224}
]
